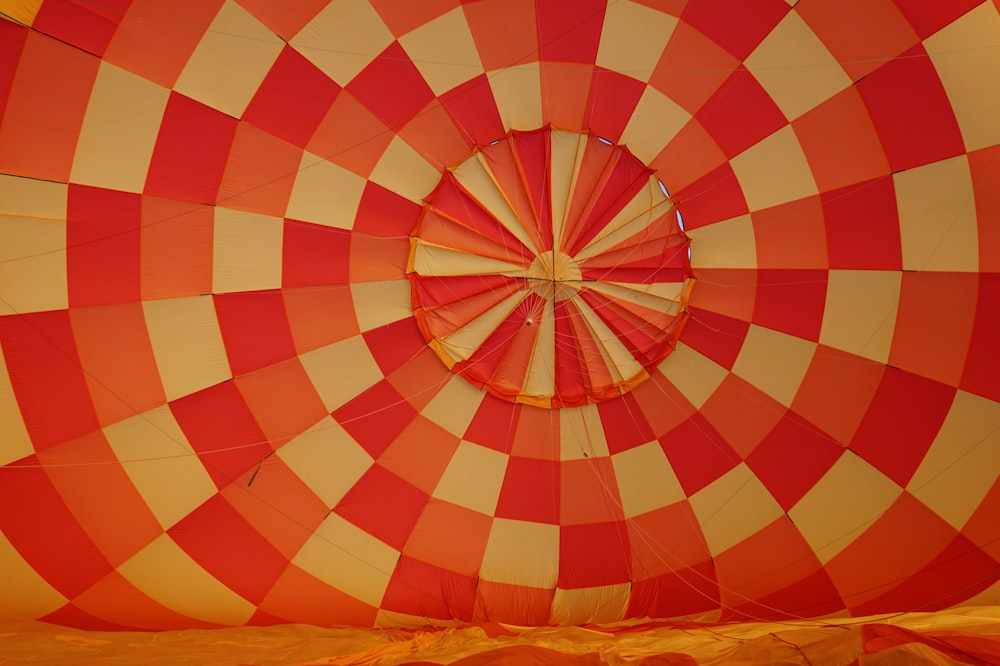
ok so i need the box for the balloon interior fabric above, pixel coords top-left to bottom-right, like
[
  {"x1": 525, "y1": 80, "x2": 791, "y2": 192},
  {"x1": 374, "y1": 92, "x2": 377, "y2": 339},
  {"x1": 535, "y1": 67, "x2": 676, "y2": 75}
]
[{"x1": 1, "y1": 0, "x2": 999, "y2": 663}]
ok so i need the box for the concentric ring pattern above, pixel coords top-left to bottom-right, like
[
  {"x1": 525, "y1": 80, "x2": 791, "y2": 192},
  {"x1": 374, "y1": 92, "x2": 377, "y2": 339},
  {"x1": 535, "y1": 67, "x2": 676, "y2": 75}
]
[
  {"x1": 409, "y1": 128, "x2": 693, "y2": 407},
  {"x1": 0, "y1": 0, "x2": 998, "y2": 632}
]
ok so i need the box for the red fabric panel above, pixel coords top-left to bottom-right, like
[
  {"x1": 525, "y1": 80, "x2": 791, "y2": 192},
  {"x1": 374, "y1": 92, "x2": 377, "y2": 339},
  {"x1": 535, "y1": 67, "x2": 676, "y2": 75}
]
[
  {"x1": 363, "y1": 317, "x2": 426, "y2": 377},
  {"x1": 892, "y1": 0, "x2": 986, "y2": 38},
  {"x1": 0, "y1": 311, "x2": 99, "y2": 449},
  {"x1": 243, "y1": 46, "x2": 340, "y2": 148},
  {"x1": 169, "y1": 494, "x2": 288, "y2": 605},
  {"x1": 568, "y1": 156, "x2": 651, "y2": 255},
  {"x1": 730, "y1": 567, "x2": 844, "y2": 620},
  {"x1": 170, "y1": 381, "x2": 271, "y2": 488},
  {"x1": 856, "y1": 45, "x2": 965, "y2": 172},
  {"x1": 67, "y1": 185, "x2": 141, "y2": 308},
  {"x1": 627, "y1": 561, "x2": 720, "y2": 620},
  {"x1": 214, "y1": 291, "x2": 297, "y2": 377},
  {"x1": 0, "y1": 459, "x2": 112, "y2": 598},
  {"x1": 144, "y1": 92, "x2": 238, "y2": 204},
  {"x1": 682, "y1": 0, "x2": 789, "y2": 59},
  {"x1": 695, "y1": 69, "x2": 788, "y2": 159},
  {"x1": 334, "y1": 380, "x2": 418, "y2": 458},
  {"x1": 673, "y1": 163, "x2": 748, "y2": 229},
  {"x1": 334, "y1": 464, "x2": 428, "y2": 550},
  {"x1": 751, "y1": 269, "x2": 827, "y2": 341},
  {"x1": 650, "y1": 20, "x2": 739, "y2": 115},
  {"x1": 0, "y1": 20, "x2": 27, "y2": 112},
  {"x1": 861, "y1": 623, "x2": 1000, "y2": 665},
  {"x1": 495, "y1": 456, "x2": 560, "y2": 524},
  {"x1": 849, "y1": 367, "x2": 955, "y2": 487},
  {"x1": 353, "y1": 181, "x2": 422, "y2": 237},
  {"x1": 822, "y1": 178, "x2": 902, "y2": 270},
  {"x1": 440, "y1": 75, "x2": 506, "y2": 146},
  {"x1": 586, "y1": 69, "x2": 648, "y2": 143},
  {"x1": 746, "y1": 412, "x2": 844, "y2": 511},
  {"x1": 558, "y1": 521, "x2": 632, "y2": 588},
  {"x1": 536, "y1": 0, "x2": 605, "y2": 64},
  {"x1": 962, "y1": 274, "x2": 1000, "y2": 402},
  {"x1": 464, "y1": 394, "x2": 520, "y2": 454},
  {"x1": 33, "y1": 0, "x2": 129, "y2": 57},
  {"x1": 681, "y1": 307, "x2": 750, "y2": 371},
  {"x1": 854, "y1": 534, "x2": 1000, "y2": 615},
  {"x1": 346, "y1": 42, "x2": 435, "y2": 130},
  {"x1": 599, "y1": 394, "x2": 656, "y2": 455},
  {"x1": 281, "y1": 220, "x2": 350, "y2": 287},
  {"x1": 659, "y1": 414, "x2": 740, "y2": 495},
  {"x1": 382, "y1": 555, "x2": 477, "y2": 621}
]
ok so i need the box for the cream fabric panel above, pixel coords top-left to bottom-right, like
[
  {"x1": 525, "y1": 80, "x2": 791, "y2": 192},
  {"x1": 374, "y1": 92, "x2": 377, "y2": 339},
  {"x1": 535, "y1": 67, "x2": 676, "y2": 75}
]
[
  {"x1": 925, "y1": 3, "x2": 1000, "y2": 152},
  {"x1": 560, "y1": 403, "x2": 610, "y2": 461},
  {"x1": 820, "y1": 270, "x2": 901, "y2": 364},
  {"x1": 745, "y1": 12, "x2": 850, "y2": 121},
  {"x1": 212, "y1": 207, "x2": 283, "y2": 293},
  {"x1": 688, "y1": 215, "x2": 757, "y2": 269},
  {"x1": 71, "y1": 62, "x2": 168, "y2": 192},
  {"x1": 173, "y1": 0, "x2": 283, "y2": 117},
  {"x1": 480, "y1": 518, "x2": 558, "y2": 587},
  {"x1": 432, "y1": 440, "x2": 508, "y2": 515},
  {"x1": 291, "y1": 0, "x2": 394, "y2": 86},
  {"x1": 550, "y1": 130, "x2": 587, "y2": 249},
  {"x1": 104, "y1": 406, "x2": 217, "y2": 530},
  {"x1": 286, "y1": 152, "x2": 367, "y2": 229},
  {"x1": 368, "y1": 136, "x2": 441, "y2": 204},
  {"x1": 908, "y1": 390, "x2": 1000, "y2": 530},
  {"x1": 732, "y1": 324, "x2": 816, "y2": 407},
  {"x1": 730, "y1": 126, "x2": 818, "y2": 212},
  {"x1": 293, "y1": 514, "x2": 399, "y2": 607},
  {"x1": 894, "y1": 155, "x2": 978, "y2": 272},
  {"x1": 488, "y1": 63, "x2": 543, "y2": 131},
  {"x1": 611, "y1": 441, "x2": 685, "y2": 518},
  {"x1": 277, "y1": 416, "x2": 374, "y2": 508},
  {"x1": 399, "y1": 8, "x2": 483, "y2": 95},
  {"x1": 118, "y1": 534, "x2": 256, "y2": 625},
  {"x1": 350, "y1": 279, "x2": 412, "y2": 332},
  {"x1": 453, "y1": 153, "x2": 538, "y2": 253},
  {"x1": 660, "y1": 342, "x2": 728, "y2": 409},
  {"x1": 421, "y1": 375, "x2": 485, "y2": 438},
  {"x1": 597, "y1": 1, "x2": 678, "y2": 82},
  {"x1": 0, "y1": 340, "x2": 32, "y2": 465},
  {"x1": 299, "y1": 336, "x2": 383, "y2": 412},
  {"x1": 689, "y1": 463, "x2": 785, "y2": 556},
  {"x1": 551, "y1": 584, "x2": 629, "y2": 625},
  {"x1": 789, "y1": 451, "x2": 901, "y2": 564},
  {"x1": 0, "y1": 175, "x2": 67, "y2": 315},
  {"x1": 619, "y1": 87, "x2": 691, "y2": 165},
  {"x1": 0, "y1": 530, "x2": 67, "y2": 622},
  {"x1": 522, "y1": 298, "x2": 556, "y2": 399},
  {"x1": 143, "y1": 296, "x2": 232, "y2": 401}
]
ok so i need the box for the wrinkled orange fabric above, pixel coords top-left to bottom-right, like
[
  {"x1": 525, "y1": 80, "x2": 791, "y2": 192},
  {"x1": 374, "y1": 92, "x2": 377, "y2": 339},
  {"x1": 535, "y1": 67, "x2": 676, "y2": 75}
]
[{"x1": 3, "y1": 608, "x2": 1000, "y2": 665}]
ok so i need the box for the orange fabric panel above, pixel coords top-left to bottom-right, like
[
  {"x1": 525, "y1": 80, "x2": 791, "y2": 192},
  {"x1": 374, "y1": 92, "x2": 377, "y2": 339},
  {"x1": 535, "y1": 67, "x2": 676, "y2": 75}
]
[
  {"x1": 69, "y1": 303, "x2": 166, "y2": 426},
  {"x1": 140, "y1": 196, "x2": 214, "y2": 300},
  {"x1": 104, "y1": 0, "x2": 223, "y2": 88},
  {"x1": 0, "y1": 30, "x2": 98, "y2": 181},
  {"x1": 889, "y1": 272, "x2": 978, "y2": 387},
  {"x1": 37, "y1": 431, "x2": 162, "y2": 567}
]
